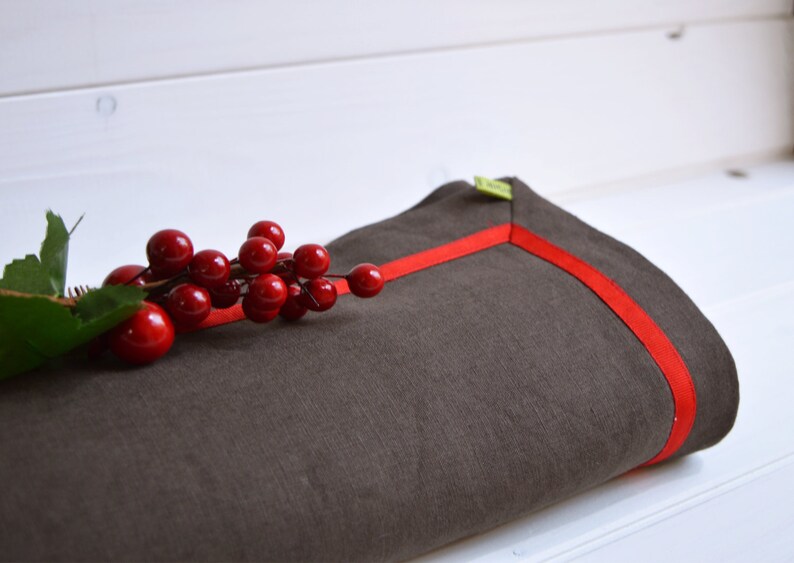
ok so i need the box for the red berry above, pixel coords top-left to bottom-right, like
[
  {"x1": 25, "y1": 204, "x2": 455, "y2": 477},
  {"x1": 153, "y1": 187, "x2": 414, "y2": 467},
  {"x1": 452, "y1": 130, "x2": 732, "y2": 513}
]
[
  {"x1": 275, "y1": 252, "x2": 295, "y2": 284},
  {"x1": 103, "y1": 264, "x2": 151, "y2": 287},
  {"x1": 188, "y1": 249, "x2": 230, "y2": 288},
  {"x1": 165, "y1": 283, "x2": 212, "y2": 327},
  {"x1": 293, "y1": 244, "x2": 330, "y2": 279},
  {"x1": 279, "y1": 285, "x2": 307, "y2": 321},
  {"x1": 247, "y1": 274, "x2": 288, "y2": 310},
  {"x1": 242, "y1": 296, "x2": 280, "y2": 323},
  {"x1": 146, "y1": 229, "x2": 194, "y2": 278},
  {"x1": 346, "y1": 263, "x2": 385, "y2": 298},
  {"x1": 299, "y1": 277, "x2": 337, "y2": 312},
  {"x1": 248, "y1": 220, "x2": 285, "y2": 250},
  {"x1": 208, "y1": 279, "x2": 241, "y2": 309},
  {"x1": 276, "y1": 271, "x2": 295, "y2": 285},
  {"x1": 238, "y1": 236, "x2": 277, "y2": 274},
  {"x1": 108, "y1": 302, "x2": 175, "y2": 365}
]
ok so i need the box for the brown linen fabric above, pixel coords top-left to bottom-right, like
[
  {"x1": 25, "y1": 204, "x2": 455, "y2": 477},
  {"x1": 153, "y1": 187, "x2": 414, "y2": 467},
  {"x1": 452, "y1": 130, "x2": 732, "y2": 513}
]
[{"x1": 0, "y1": 178, "x2": 738, "y2": 561}]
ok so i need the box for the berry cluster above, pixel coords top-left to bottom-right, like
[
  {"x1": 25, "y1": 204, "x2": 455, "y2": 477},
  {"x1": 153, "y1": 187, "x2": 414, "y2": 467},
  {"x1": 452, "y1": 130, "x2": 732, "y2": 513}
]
[{"x1": 101, "y1": 221, "x2": 384, "y2": 365}]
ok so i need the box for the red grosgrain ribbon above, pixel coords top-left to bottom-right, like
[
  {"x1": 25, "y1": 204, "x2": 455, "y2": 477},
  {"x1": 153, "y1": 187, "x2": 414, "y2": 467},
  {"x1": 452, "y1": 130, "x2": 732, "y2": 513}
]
[{"x1": 509, "y1": 225, "x2": 696, "y2": 466}]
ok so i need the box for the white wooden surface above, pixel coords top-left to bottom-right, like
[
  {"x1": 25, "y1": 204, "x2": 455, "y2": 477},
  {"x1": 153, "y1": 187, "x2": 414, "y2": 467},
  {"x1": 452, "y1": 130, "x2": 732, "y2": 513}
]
[
  {"x1": 1, "y1": 1, "x2": 793, "y2": 560},
  {"x1": 1, "y1": 0, "x2": 790, "y2": 96},
  {"x1": 417, "y1": 158, "x2": 794, "y2": 561},
  {"x1": 0, "y1": 15, "x2": 791, "y2": 289}
]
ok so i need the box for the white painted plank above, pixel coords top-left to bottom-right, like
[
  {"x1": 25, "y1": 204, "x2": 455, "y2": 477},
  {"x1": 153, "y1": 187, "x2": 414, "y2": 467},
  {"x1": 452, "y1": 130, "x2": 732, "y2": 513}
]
[
  {"x1": 1, "y1": 0, "x2": 790, "y2": 96},
  {"x1": 0, "y1": 20, "x2": 791, "y2": 289},
  {"x1": 561, "y1": 160, "x2": 794, "y2": 309},
  {"x1": 573, "y1": 459, "x2": 794, "y2": 562},
  {"x1": 417, "y1": 160, "x2": 794, "y2": 561}
]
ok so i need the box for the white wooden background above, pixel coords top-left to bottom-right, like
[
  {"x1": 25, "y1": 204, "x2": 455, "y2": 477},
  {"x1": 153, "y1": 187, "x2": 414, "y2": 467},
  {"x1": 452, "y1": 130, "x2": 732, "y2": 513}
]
[{"x1": 1, "y1": 1, "x2": 793, "y2": 560}]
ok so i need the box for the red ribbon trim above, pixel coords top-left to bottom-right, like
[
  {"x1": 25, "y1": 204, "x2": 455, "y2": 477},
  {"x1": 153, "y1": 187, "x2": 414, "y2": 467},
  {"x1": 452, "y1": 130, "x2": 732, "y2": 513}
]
[
  {"x1": 197, "y1": 222, "x2": 696, "y2": 465},
  {"x1": 509, "y1": 225, "x2": 696, "y2": 466},
  {"x1": 197, "y1": 224, "x2": 511, "y2": 329}
]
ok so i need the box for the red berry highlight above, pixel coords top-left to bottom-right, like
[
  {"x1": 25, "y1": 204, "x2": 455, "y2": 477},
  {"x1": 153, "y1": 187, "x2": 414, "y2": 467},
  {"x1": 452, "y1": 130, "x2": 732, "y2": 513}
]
[
  {"x1": 188, "y1": 249, "x2": 230, "y2": 288},
  {"x1": 299, "y1": 277, "x2": 337, "y2": 312},
  {"x1": 146, "y1": 229, "x2": 194, "y2": 278},
  {"x1": 165, "y1": 283, "x2": 212, "y2": 328},
  {"x1": 108, "y1": 302, "x2": 175, "y2": 365},
  {"x1": 242, "y1": 296, "x2": 280, "y2": 323},
  {"x1": 247, "y1": 274, "x2": 288, "y2": 311},
  {"x1": 346, "y1": 263, "x2": 385, "y2": 298},
  {"x1": 293, "y1": 244, "x2": 330, "y2": 279},
  {"x1": 248, "y1": 220, "x2": 285, "y2": 250},
  {"x1": 238, "y1": 236, "x2": 277, "y2": 274},
  {"x1": 103, "y1": 264, "x2": 151, "y2": 287},
  {"x1": 278, "y1": 285, "x2": 307, "y2": 321},
  {"x1": 208, "y1": 279, "x2": 241, "y2": 309}
]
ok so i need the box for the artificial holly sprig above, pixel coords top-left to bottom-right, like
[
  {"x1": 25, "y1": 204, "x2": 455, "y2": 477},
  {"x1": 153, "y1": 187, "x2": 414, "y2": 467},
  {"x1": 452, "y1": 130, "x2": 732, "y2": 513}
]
[
  {"x1": 101, "y1": 223, "x2": 384, "y2": 364},
  {"x1": 0, "y1": 214, "x2": 384, "y2": 380}
]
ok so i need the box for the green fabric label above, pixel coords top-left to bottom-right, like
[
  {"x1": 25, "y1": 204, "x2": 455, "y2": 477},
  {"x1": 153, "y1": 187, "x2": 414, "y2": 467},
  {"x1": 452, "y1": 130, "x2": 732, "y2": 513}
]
[{"x1": 474, "y1": 176, "x2": 512, "y2": 201}]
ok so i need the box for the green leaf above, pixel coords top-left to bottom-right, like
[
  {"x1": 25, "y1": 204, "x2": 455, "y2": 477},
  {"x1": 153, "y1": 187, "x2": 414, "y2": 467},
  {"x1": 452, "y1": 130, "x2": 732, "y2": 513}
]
[
  {"x1": 39, "y1": 211, "x2": 71, "y2": 296},
  {"x1": 0, "y1": 211, "x2": 74, "y2": 296},
  {"x1": 0, "y1": 326, "x2": 46, "y2": 378},
  {"x1": 0, "y1": 295, "x2": 83, "y2": 379},
  {"x1": 0, "y1": 255, "x2": 57, "y2": 295},
  {"x1": 73, "y1": 284, "x2": 144, "y2": 325},
  {"x1": 0, "y1": 286, "x2": 144, "y2": 380}
]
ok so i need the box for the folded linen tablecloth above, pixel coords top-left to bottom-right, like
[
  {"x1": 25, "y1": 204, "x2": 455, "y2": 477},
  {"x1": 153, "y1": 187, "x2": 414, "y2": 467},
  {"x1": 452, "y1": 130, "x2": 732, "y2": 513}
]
[{"x1": 0, "y1": 178, "x2": 738, "y2": 561}]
